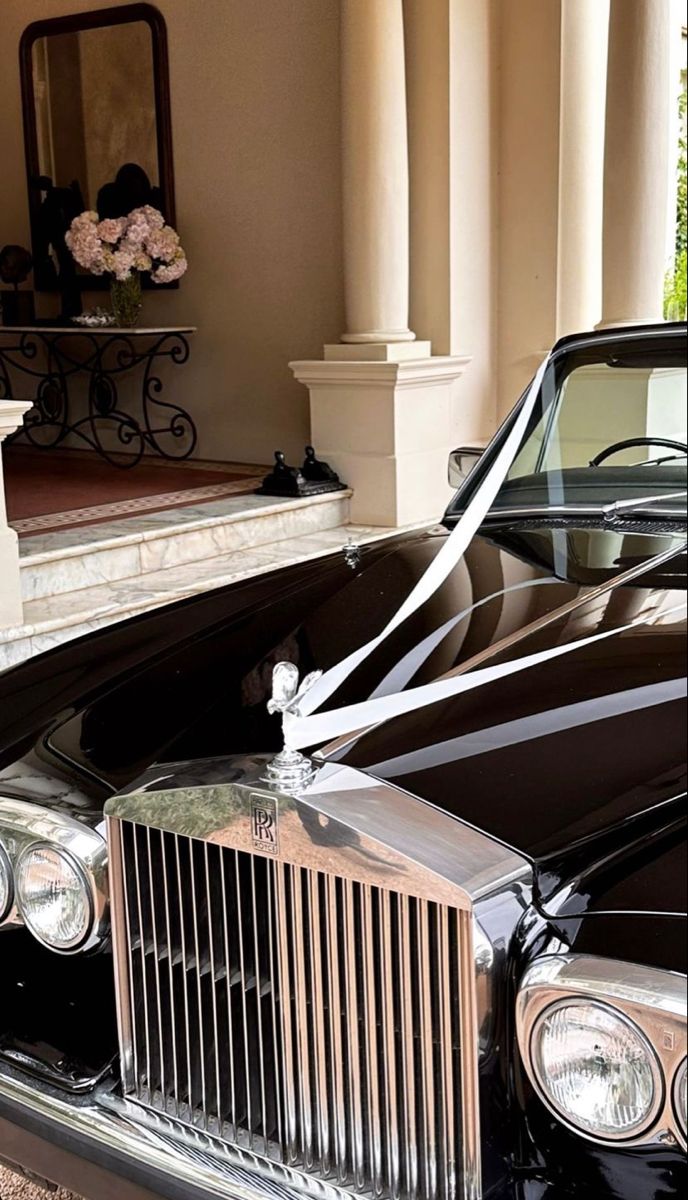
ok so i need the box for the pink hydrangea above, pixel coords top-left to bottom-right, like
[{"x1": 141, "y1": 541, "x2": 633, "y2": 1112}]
[
  {"x1": 96, "y1": 217, "x2": 126, "y2": 244},
  {"x1": 129, "y1": 205, "x2": 165, "y2": 231},
  {"x1": 145, "y1": 226, "x2": 180, "y2": 262},
  {"x1": 112, "y1": 248, "x2": 136, "y2": 281},
  {"x1": 65, "y1": 206, "x2": 187, "y2": 285},
  {"x1": 151, "y1": 255, "x2": 188, "y2": 283}
]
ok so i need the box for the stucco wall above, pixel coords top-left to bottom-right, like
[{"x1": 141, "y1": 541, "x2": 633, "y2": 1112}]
[{"x1": 0, "y1": 0, "x2": 344, "y2": 463}]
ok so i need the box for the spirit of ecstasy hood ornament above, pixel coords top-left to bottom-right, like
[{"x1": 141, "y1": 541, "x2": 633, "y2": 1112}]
[{"x1": 264, "y1": 662, "x2": 322, "y2": 789}]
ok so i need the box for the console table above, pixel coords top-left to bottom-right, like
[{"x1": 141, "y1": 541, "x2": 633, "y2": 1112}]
[{"x1": 0, "y1": 326, "x2": 197, "y2": 466}]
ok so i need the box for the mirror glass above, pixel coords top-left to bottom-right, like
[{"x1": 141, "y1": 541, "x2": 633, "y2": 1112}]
[
  {"x1": 31, "y1": 22, "x2": 159, "y2": 217},
  {"x1": 449, "y1": 448, "x2": 482, "y2": 489},
  {"x1": 21, "y1": 6, "x2": 174, "y2": 291}
]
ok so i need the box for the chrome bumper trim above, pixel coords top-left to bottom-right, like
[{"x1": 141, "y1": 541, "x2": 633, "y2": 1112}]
[{"x1": 0, "y1": 1071, "x2": 356, "y2": 1200}]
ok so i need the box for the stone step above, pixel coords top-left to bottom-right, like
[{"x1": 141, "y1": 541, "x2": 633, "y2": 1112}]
[
  {"x1": 18, "y1": 491, "x2": 352, "y2": 603},
  {"x1": 1, "y1": 521, "x2": 401, "y2": 671}
]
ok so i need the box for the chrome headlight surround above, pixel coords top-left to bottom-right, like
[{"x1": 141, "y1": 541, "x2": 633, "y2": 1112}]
[
  {"x1": 0, "y1": 841, "x2": 13, "y2": 923},
  {"x1": 673, "y1": 1058, "x2": 687, "y2": 1140},
  {"x1": 517, "y1": 954, "x2": 687, "y2": 1150},
  {"x1": 0, "y1": 796, "x2": 108, "y2": 954}
]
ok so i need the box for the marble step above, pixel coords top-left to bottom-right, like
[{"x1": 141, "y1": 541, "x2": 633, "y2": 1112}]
[
  {"x1": 19, "y1": 491, "x2": 352, "y2": 603},
  {"x1": 1, "y1": 521, "x2": 402, "y2": 671}
]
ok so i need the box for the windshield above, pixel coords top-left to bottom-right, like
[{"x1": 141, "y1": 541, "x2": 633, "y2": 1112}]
[{"x1": 448, "y1": 331, "x2": 687, "y2": 524}]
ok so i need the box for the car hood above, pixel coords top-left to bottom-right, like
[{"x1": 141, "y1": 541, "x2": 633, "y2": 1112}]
[
  {"x1": 1, "y1": 522, "x2": 685, "y2": 884},
  {"x1": 330, "y1": 524, "x2": 686, "y2": 869}
]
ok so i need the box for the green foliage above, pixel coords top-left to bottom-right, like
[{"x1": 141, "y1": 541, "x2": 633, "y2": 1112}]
[
  {"x1": 675, "y1": 90, "x2": 686, "y2": 258},
  {"x1": 664, "y1": 89, "x2": 687, "y2": 319},
  {"x1": 665, "y1": 247, "x2": 687, "y2": 319}
]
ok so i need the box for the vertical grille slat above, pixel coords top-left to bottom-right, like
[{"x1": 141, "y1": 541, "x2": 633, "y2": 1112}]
[
  {"x1": 275, "y1": 862, "x2": 299, "y2": 1164},
  {"x1": 343, "y1": 878, "x2": 366, "y2": 1192},
  {"x1": 326, "y1": 876, "x2": 348, "y2": 1183},
  {"x1": 380, "y1": 891, "x2": 401, "y2": 1200},
  {"x1": 439, "y1": 907, "x2": 457, "y2": 1200},
  {"x1": 159, "y1": 831, "x2": 180, "y2": 1116},
  {"x1": 399, "y1": 895, "x2": 419, "y2": 1200},
  {"x1": 418, "y1": 900, "x2": 438, "y2": 1200},
  {"x1": 131, "y1": 827, "x2": 153, "y2": 1103},
  {"x1": 362, "y1": 884, "x2": 383, "y2": 1198},
  {"x1": 292, "y1": 866, "x2": 315, "y2": 1168},
  {"x1": 115, "y1": 820, "x2": 471, "y2": 1200},
  {"x1": 234, "y1": 849, "x2": 255, "y2": 1146},
  {"x1": 308, "y1": 871, "x2": 331, "y2": 1173},
  {"x1": 173, "y1": 834, "x2": 194, "y2": 1119}
]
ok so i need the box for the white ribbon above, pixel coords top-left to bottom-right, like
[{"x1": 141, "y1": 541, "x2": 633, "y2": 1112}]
[
  {"x1": 295, "y1": 353, "x2": 552, "y2": 723},
  {"x1": 284, "y1": 340, "x2": 685, "y2": 753},
  {"x1": 284, "y1": 602, "x2": 687, "y2": 750},
  {"x1": 365, "y1": 677, "x2": 688, "y2": 777}
]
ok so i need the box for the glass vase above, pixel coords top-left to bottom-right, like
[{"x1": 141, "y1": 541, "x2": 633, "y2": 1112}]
[{"x1": 110, "y1": 272, "x2": 143, "y2": 328}]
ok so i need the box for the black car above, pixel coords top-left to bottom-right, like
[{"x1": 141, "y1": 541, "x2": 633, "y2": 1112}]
[{"x1": 0, "y1": 323, "x2": 686, "y2": 1200}]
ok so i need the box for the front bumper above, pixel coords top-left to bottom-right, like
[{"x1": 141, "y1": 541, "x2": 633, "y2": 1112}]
[
  {"x1": 0, "y1": 1068, "x2": 317, "y2": 1200},
  {"x1": 0, "y1": 1066, "x2": 566, "y2": 1200}
]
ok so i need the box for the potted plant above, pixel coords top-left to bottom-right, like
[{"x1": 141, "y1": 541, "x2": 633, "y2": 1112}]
[
  {"x1": 65, "y1": 207, "x2": 187, "y2": 327},
  {"x1": 0, "y1": 244, "x2": 35, "y2": 326}
]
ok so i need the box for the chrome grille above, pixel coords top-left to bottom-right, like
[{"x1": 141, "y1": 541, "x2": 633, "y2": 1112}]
[{"x1": 111, "y1": 819, "x2": 472, "y2": 1200}]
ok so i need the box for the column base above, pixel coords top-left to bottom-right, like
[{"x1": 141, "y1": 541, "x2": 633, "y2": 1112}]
[
  {"x1": 0, "y1": 526, "x2": 23, "y2": 629},
  {"x1": 0, "y1": 400, "x2": 32, "y2": 629},
  {"x1": 324, "y1": 341, "x2": 432, "y2": 362},
  {"x1": 289, "y1": 355, "x2": 471, "y2": 527}
]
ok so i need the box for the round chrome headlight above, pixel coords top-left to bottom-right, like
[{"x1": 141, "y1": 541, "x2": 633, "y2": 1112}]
[
  {"x1": 16, "y1": 844, "x2": 94, "y2": 951},
  {"x1": 531, "y1": 999, "x2": 663, "y2": 1140},
  {"x1": 674, "y1": 1059, "x2": 687, "y2": 1138},
  {"x1": 0, "y1": 842, "x2": 13, "y2": 922}
]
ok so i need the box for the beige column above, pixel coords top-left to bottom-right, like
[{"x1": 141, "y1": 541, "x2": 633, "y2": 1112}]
[
  {"x1": 338, "y1": 0, "x2": 415, "y2": 346},
  {"x1": 599, "y1": 0, "x2": 671, "y2": 327},
  {"x1": 293, "y1": 0, "x2": 472, "y2": 525},
  {"x1": 556, "y1": 0, "x2": 609, "y2": 337},
  {"x1": 0, "y1": 401, "x2": 32, "y2": 629}
]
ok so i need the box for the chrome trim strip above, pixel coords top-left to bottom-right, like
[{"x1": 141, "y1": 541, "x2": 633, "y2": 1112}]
[
  {"x1": 458, "y1": 911, "x2": 482, "y2": 1200},
  {"x1": 516, "y1": 954, "x2": 688, "y2": 1151},
  {"x1": 107, "y1": 817, "x2": 134, "y2": 1087},
  {"x1": 0, "y1": 1070, "x2": 358, "y2": 1200}
]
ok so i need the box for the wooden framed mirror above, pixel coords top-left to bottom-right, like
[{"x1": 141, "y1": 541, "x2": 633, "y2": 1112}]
[{"x1": 20, "y1": 3, "x2": 176, "y2": 292}]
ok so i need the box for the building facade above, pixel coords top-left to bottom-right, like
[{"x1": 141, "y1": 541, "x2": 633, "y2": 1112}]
[{"x1": 0, "y1": 0, "x2": 684, "y2": 631}]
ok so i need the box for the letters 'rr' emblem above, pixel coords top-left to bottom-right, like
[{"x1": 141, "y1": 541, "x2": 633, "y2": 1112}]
[{"x1": 251, "y1": 794, "x2": 279, "y2": 855}]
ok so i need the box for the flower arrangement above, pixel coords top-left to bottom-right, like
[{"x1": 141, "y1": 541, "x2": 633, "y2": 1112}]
[{"x1": 65, "y1": 206, "x2": 187, "y2": 326}]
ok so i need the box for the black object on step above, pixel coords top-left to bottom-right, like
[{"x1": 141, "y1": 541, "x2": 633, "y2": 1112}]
[{"x1": 256, "y1": 447, "x2": 347, "y2": 497}]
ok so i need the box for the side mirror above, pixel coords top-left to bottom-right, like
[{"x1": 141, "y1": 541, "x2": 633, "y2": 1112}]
[{"x1": 448, "y1": 446, "x2": 483, "y2": 488}]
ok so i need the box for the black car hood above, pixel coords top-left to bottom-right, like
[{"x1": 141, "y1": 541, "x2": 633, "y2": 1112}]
[
  {"x1": 1, "y1": 521, "x2": 685, "y2": 884},
  {"x1": 331, "y1": 524, "x2": 687, "y2": 868}
]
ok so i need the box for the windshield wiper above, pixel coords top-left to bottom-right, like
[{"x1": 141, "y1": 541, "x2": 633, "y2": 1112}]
[{"x1": 602, "y1": 490, "x2": 688, "y2": 520}]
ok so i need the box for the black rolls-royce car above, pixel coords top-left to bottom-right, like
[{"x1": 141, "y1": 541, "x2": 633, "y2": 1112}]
[{"x1": 0, "y1": 323, "x2": 686, "y2": 1200}]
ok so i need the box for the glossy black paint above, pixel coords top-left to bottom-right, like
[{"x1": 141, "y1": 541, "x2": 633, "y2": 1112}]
[{"x1": 0, "y1": 324, "x2": 686, "y2": 1198}]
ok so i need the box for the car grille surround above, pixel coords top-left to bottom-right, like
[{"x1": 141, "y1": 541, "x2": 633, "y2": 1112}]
[{"x1": 105, "y1": 757, "x2": 531, "y2": 1200}]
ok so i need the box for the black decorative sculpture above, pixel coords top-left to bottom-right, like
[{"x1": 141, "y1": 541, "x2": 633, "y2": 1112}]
[
  {"x1": 0, "y1": 244, "x2": 35, "y2": 326},
  {"x1": 257, "y1": 447, "x2": 347, "y2": 497}
]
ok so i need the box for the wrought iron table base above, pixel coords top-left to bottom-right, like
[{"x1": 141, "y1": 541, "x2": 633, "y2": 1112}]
[{"x1": 0, "y1": 327, "x2": 197, "y2": 467}]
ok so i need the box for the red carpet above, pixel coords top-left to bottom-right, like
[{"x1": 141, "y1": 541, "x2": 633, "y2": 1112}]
[{"x1": 5, "y1": 448, "x2": 266, "y2": 537}]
